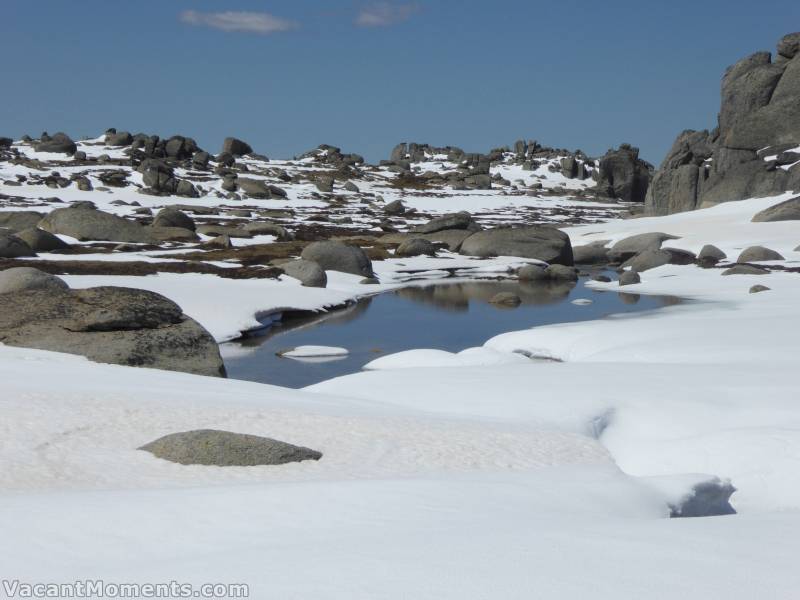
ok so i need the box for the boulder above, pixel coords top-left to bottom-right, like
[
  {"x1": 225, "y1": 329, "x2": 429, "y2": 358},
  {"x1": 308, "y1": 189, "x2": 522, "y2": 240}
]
[
  {"x1": 280, "y1": 259, "x2": 327, "y2": 288},
  {"x1": 722, "y1": 265, "x2": 769, "y2": 276},
  {"x1": 572, "y1": 243, "x2": 610, "y2": 264},
  {"x1": 517, "y1": 264, "x2": 549, "y2": 281},
  {"x1": 221, "y1": 137, "x2": 253, "y2": 156},
  {"x1": 0, "y1": 286, "x2": 225, "y2": 376},
  {"x1": 618, "y1": 271, "x2": 641, "y2": 286},
  {"x1": 412, "y1": 211, "x2": 476, "y2": 234},
  {"x1": 395, "y1": 238, "x2": 438, "y2": 257},
  {"x1": 0, "y1": 233, "x2": 36, "y2": 258},
  {"x1": 14, "y1": 227, "x2": 70, "y2": 251},
  {"x1": 152, "y1": 208, "x2": 196, "y2": 231},
  {"x1": 698, "y1": 244, "x2": 727, "y2": 263},
  {"x1": 460, "y1": 226, "x2": 573, "y2": 265},
  {"x1": 147, "y1": 226, "x2": 199, "y2": 243},
  {"x1": 344, "y1": 181, "x2": 360, "y2": 193},
  {"x1": 384, "y1": 199, "x2": 405, "y2": 215},
  {"x1": 737, "y1": 246, "x2": 784, "y2": 262},
  {"x1": 237, "y1": 178, "x2": 281, "y2": 199},
  {"x1": 105, "y1": 130, "x2": 133, "y2": 146},
  {"x1": 34, "y1": 132, "x2": 76, "y2": 154},
  {"x1": 623, "y1": 248, "x2": 672, "y2": 272},
  {"x1": 138, "y1": 429, "x2": 322, "y2": 466},
  {"x1": 139, "y1": 159, "x2": 177, "y2": 193},
  {"x1": 39, "y1": 207, "x2": 150, "y2": 243},
  {"x1": 595, "y1": 144, "x2": 652, "y2": 202},
  {"x1": 301, "y1": 241, "x2": 374, "y2": 277},
  {"x1": 0, "y1": 267, "x2": 68, "y2": 295},
  {"x1": 668, "y1": 479, "x2": 736, "y2": 518},
  {"x1": 0, "y1": 211, "x2": 44, "y2": 232},
  {"x1": 777, "y1": 32, "x2": 800, "y2": 59},
  {"x1": 545, "y1": 264, "x2": 578, "y2": 281},
  {"x1": 607, "y1": 232, "x2": 679, "y2": 262},
  {"x1": 751, "y1": 196, "x2": 800, "y2": 222},
  {"x1": 750, "y1": 284, "x2": 771, "y2": 293}
]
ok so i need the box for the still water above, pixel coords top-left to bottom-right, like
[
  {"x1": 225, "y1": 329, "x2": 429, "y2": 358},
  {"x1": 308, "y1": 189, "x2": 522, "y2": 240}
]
[{"x1": 223, "y1": 277, "x2": 680, "y2": 388}]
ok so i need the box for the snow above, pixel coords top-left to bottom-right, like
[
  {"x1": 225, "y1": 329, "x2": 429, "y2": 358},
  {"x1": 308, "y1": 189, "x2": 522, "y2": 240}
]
[
  {"x1": 3, "y1": 132, "x2": 800, "y2": 596},
  {"x1": 280, "y1": 345, "x2": 349, "y2": 359}
]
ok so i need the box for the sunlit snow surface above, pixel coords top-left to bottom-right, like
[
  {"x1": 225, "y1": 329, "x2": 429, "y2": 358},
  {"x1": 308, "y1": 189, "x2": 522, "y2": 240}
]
[{"x1": 2, "y1": 136, "x2": 800, "y2": 597}]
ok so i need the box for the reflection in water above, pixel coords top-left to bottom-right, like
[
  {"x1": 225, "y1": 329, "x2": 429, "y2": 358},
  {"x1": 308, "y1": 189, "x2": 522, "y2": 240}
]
[
  {"x1": 223, "y1": 277, "x2": 684, "y2": 388},
  {"x1": 395, "y1": 280, "x2": 575, "y2": 311}
]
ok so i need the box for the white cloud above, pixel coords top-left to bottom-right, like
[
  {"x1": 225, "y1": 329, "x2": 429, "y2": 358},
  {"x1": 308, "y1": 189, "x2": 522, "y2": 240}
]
[
  {"x1": 355, "y1": 2, "x2": 419, "y2": 28},
  {"x1": 180, "y1": 10, "x2": 297, "y2": 35}
]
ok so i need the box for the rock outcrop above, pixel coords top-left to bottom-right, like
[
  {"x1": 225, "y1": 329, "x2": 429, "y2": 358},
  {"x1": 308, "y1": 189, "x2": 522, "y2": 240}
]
[
  {"x1": 647, "y1": 32, "x2": 800, "y2": 215},
  {"x1": 0, "y1": 284, "x2": 225, "y2": 377}
]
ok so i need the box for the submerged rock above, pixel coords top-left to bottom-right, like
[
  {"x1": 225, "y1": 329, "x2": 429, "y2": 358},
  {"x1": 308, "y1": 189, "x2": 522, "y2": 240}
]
[{"x1": 139, "y1": 429, "x2": 322, "y2": 466}]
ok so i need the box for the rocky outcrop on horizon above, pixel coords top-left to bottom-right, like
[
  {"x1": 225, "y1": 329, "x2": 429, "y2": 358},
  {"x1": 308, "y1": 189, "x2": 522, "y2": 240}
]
[{"x1": 646, "y1": 32, "x2": 800, "y2": 215}]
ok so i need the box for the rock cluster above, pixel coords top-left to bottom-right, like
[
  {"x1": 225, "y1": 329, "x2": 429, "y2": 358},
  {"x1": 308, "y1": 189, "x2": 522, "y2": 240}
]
[{"x1": 647, "y1": 32, "x2": 800, "y2": 215}]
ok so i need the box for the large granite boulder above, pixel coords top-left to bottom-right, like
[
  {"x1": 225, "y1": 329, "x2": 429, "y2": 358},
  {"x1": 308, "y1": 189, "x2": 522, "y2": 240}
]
[
  {"x1": 301, "y1": 241, "x2": 374, "y2": 277},
  {"x1": 139, "y1": 429, "x2": 322, "y2": 466},
  {"x1": 14, "y1": 227, "x2": 70, "y2": 251},
  {"x1": 647, "y1": 32, "x2": 800, "y2": 215},
  {"x1": 0, "y1": 211, "x2": 44, "y2": 232},
  {"x1": 459, "y1": 226, "x2": 573, "y2": 265},
  {"x1": 595, "y1": 144, "x2": 652, "y2": 202},
  {"x1": 221, "y1": 137, "x2": 253, "y2": 156},
  {"x1": 152, "y1": 208, "x2": 196, "y2": 231},
  {"x1": 34, "y1": 132, "x2": 76, "y2": 154},
  {"x1": 752, "y1": 196, "x2": 800, "y2": 222},
  {"x1": 39, "y1": 207, "x2": 150, "y2": 243},
  {"x1": 0, "y1": 267, "x2": 68, "y2": 295},
  {"x1": 280, "y1": 259, "x2": 327, "y2": 288},
  {"x1": 0, "y1": 233, "x2": 36, "y2": 258},
  {"x1": 0, "y1": 286, "x2": 225, "y2": 376}
]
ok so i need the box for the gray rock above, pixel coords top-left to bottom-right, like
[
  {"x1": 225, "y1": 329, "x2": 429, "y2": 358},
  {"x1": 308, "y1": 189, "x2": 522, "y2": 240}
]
[
  {"x1": 572, "y1": 243, "x2": 610, "y2": 265},
  {"x1": 460, "y1": 226, "x2": 573, "y2": 265},
  {"x1": 698, "y1": 244, "x2": 727, "y2": 263},
  {"x1": 737, "y1": 246, "x2": 784, "y2": 262},
  {"x1": 595, "y1": 144, "x2": 652, "y2": 202},
  {"x1": 395, "y1": 238, "x2": 437, "y2": 257},
  {"x1": 360, "y1": 277, "x2": 380, "y2": 285},
  {"x1": 201, "y1": 235, "x2": 233, "y2": 250},
  {"x1": 722, "y1": 265, "x2": 769, "y2": 275},
  {"x1": 384, "y1": 199, "x2": 405, "y2": 215},
  {"x1": 618, "y1": 271, "x2": 641, "y2": 286},
  {"x1": 0, "y1": 267, "x2": 68, "y2": 295},
  {"x1": 750, "y1": 284, "x2": 771, "y2": 293},
  {"x1": 175, "y1": 180, "x2": 199, "y2": 198},
  {"x1": 301, "y1": 241, "x2": 373, "y2": 277},
  {"x1": 139, "y1": 429, "x2": 321, "y2": 466},
  {"x1": 0, "y1": 234, "x2": 36, "y2": 258},
  {"x1": 14, "y1": 227, "x2": 70, "y2": 251},
  {"x1": 777, "y1": 32, "x2": 800, "y2": 59},
  {"x1": 751, "y1": 196, "x2": 800, "y2": 222},
  {"x1": 517, "y1": 264, "x2": 549, "y2": 281},
  {"x1": 237, "y1": 178, "x2": 272, "y2": 199},
  {"x1": 280, "y1": 259, "x2": 327, "y2": 288},
  {"x1": 314, "y1": 177, "x2": 334, "y2": 193},
  {"x1": 34, "y1": 132, "x2": 76, "y2": 154},
  {"x1": 196, "y1": 225, "x2": 253, "y2": 239},
  {"x1": 489, "y1": 292, "x2": 521, "y2": 307},
  {"x1": 608, "y1": 232, "x2": 679, "y2": 263},
  {"x1": 105, "y1": 131, "x2": 133, "y2": 146},
  {"x1": 221, "y1": 137, "x2": 253, "y2": 156},
  {"x1": 344, "y1": 181, "x2": 360, "y2": 193},
  {"x1": 152, "y1": 208, "x2": 196, "y2": 231},
  {"x1": 147, "y1": 226, "x2": 199, "y2": 243},
  {"x1": 0, "y1": 211, "x2": 44, "y2": 232},
  {"x1": 39, "y1": 207, "x2": 150, "y2": 243},
  {"x1": 412, "y1": 211, "x2": 475, "y2": 234},
  {"x1": 623, "y1": 249, "x2": 672, "y2": 272},
  {"x1": 0, "y1": 286, "x2": 225, "y2": 376},
  {"x1": 545, "y1": 264, "x2": 578, "y2": 281}
]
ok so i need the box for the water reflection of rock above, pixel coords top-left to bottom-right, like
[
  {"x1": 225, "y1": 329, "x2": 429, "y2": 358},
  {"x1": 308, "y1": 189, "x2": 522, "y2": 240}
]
[
  {"x1": 395, "y1": 281, "x2": 576, "y2": 311},
  {"x1": 236, "y1": 298, "x2": 373, "y2": 348}
]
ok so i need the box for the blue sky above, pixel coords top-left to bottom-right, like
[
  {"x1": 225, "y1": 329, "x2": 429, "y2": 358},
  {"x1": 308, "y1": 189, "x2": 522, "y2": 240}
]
[{"x1": 2, "y1": 1, "x2": 798, "y2": 164}]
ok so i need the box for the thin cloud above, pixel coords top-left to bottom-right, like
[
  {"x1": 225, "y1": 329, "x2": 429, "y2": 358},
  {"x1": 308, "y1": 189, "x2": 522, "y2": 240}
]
[
  {"x1": 355, "y1": 2, "x2": 419, "y2": 28},
  {"x1": 180, "y1": 10, "x2": 297, "y2": 35}
]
